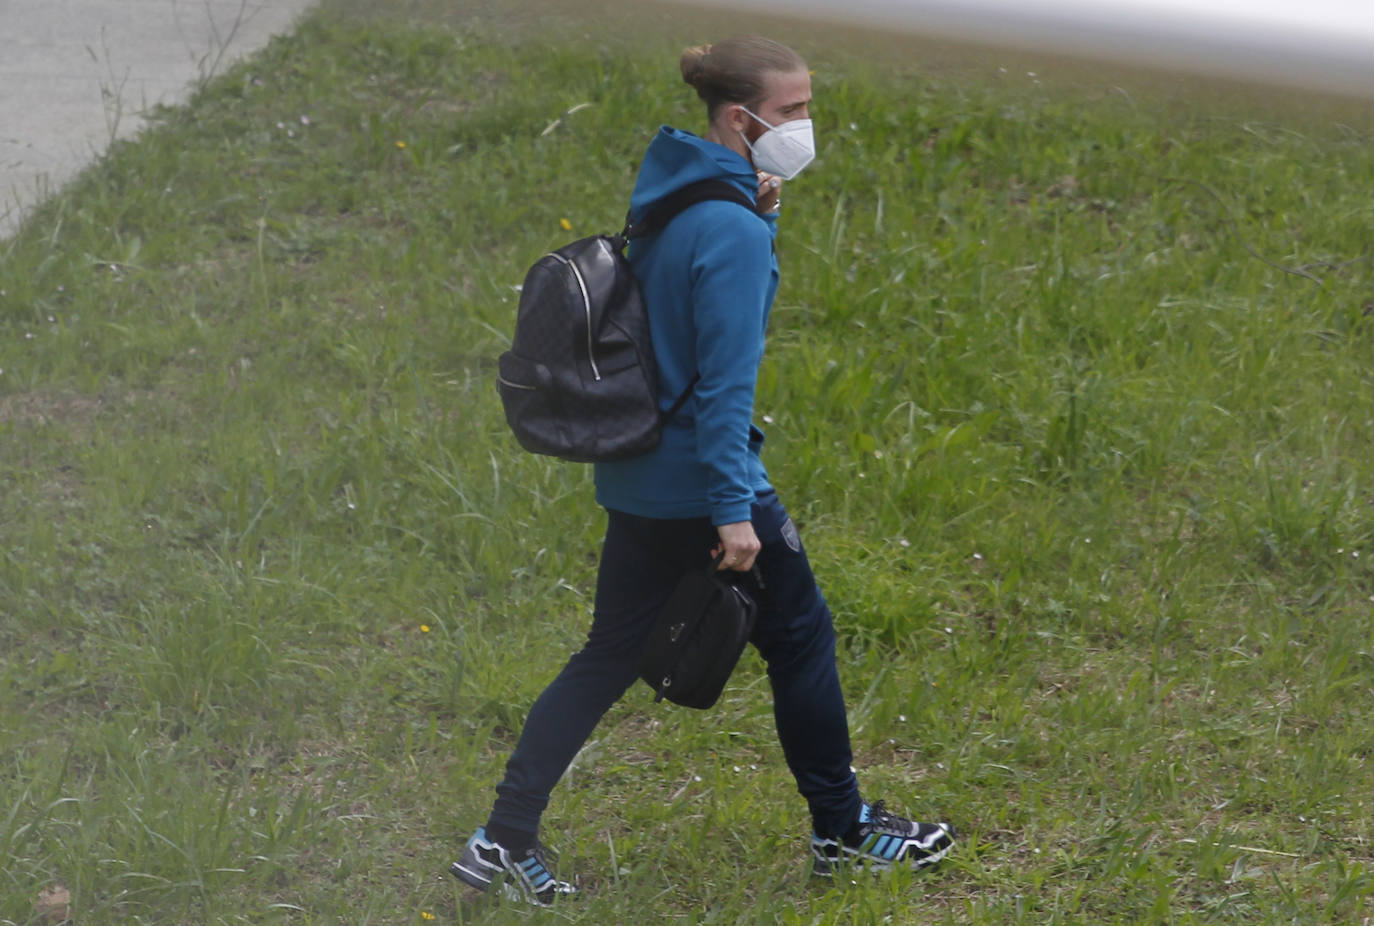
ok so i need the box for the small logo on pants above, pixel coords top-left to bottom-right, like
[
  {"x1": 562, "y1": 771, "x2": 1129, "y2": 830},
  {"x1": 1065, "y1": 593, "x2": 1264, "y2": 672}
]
[{"x1": 780, "y1": 517, "x2": 801, "y2": 553}]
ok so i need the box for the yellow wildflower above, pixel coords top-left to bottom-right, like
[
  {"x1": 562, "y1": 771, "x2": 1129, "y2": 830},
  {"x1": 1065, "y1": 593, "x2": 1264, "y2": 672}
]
[
  {"x1": 420, "y1": 624, "x2": 431, "y2": 633},
  {"x1": 560, "y1": 218, "x2": 572, "y2": 231},
  {"x1": 396, "y1": 140, "x2": 407, "y2": 149}
]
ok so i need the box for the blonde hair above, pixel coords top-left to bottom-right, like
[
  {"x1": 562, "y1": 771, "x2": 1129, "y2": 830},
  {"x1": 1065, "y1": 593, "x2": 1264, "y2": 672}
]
[{"x1": 680, "y1": 36, "x2": 807, "y2": 119}]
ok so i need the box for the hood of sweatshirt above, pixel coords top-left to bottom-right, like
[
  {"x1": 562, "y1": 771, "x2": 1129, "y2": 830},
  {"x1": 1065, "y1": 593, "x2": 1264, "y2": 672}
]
[{"x1": 628, "y1": 126, "x2": 759, "y2": 223}]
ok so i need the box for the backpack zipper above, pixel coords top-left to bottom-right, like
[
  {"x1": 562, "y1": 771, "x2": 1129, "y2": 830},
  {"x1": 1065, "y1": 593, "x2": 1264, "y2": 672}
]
[
  {"x1": 548, "y1": 252, "x2": 601, "y2": 382},
  {"x1": 496, "y1": 374, "x2": 536, "y2": 391}
]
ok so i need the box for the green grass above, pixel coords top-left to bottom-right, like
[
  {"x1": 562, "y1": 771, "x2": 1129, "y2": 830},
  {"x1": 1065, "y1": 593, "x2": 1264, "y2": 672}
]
[{"x1": 2, "y1": 0, "x2": 1373, "y2": 922}]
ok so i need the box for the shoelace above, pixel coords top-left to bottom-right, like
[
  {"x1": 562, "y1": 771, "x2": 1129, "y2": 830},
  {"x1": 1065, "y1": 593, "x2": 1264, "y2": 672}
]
[
  {"x1": 524, "y1": 840, "x2": 560, "y2": 877},
  {"x1": 866, "y1": 800, "x2": 913, "y2": 835}
]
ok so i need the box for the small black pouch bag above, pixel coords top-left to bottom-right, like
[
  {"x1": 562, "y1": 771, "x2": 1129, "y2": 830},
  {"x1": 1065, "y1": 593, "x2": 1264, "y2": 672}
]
[{"x1": 638, "y1": 558, "x2": 759, "y2": 709}]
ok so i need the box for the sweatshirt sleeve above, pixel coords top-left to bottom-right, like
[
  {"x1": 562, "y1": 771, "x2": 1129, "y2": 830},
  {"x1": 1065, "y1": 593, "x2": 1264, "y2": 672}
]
[{"x1": 687, "y1": 208, "x2": 776, "y2": 526}]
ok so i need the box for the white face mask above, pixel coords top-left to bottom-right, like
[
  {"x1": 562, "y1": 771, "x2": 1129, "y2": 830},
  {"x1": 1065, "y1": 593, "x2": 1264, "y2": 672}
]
[{"x1": 739, "y1": 106, "x2": 815, "y2": 181}]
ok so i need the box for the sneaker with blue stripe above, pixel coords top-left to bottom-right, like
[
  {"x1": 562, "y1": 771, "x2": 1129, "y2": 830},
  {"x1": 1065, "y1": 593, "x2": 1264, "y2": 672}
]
[
  {"x1": 449, "y1": 827, "x2": 577, "y2": 906},
  {"x1": 811, "y1": 800, "x2": 954, "y2": 876}
]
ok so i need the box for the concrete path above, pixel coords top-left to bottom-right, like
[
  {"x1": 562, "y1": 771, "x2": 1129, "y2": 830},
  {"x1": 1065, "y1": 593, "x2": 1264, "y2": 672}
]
[{"x1": 1, "y1": 0, "x2": 318, "y2": 238}]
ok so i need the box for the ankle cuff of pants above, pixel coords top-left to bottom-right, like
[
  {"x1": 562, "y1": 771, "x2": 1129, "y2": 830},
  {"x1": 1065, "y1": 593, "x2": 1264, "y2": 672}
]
[
  {"x1": 484, "y1": 818, "x2": 538, "y2": 853},
  {"x1": 486, "y1": 806, "x2": 541, "y2": 839},
  {"x1": 811, "y1": 790, "x2": 863, "y2": 838}
]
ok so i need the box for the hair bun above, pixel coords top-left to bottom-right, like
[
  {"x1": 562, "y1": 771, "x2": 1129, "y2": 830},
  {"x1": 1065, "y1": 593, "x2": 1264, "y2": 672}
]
[
  {"x1": 679, "y1": 36, "x2": 806, "y2": 115},
  {"x1": 680, "y1": 44, "x2": 713, "y2": 87}
]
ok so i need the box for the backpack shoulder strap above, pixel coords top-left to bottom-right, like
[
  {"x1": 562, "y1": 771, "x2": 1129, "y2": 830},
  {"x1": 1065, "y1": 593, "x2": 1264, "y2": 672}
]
[
  {"x1": 622, "y1": 179, "x2": 759, "y2": 241},
  {"x1": 620, "y1": 180, "x2": 758, "y2": 425}
]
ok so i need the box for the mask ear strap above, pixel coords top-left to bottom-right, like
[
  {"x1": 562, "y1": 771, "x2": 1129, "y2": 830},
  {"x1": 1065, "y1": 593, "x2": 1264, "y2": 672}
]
[
  {"x1": 736, "y1": 107, "x2": 771, "y2": 162},
  {"x1": 739, "y1": 105, "x2": 770, "y2": 130}
]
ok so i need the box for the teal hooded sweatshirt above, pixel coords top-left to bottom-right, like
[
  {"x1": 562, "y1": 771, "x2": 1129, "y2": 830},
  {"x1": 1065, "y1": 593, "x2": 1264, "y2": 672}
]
[{"x1": 593, "y1": 127, "x2": 780, "y2": 526}]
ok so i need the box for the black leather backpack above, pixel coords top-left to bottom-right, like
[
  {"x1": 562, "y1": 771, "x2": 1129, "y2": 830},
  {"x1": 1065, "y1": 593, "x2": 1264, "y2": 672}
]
[{"x1": 496, "y1": 180, "x2": 758, "y2": 463}]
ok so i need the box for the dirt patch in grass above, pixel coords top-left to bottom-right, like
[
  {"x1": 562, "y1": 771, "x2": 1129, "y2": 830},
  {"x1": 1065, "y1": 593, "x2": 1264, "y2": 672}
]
[{"x1": 0, "y1": 390, "x2": 104, "y2": 427}]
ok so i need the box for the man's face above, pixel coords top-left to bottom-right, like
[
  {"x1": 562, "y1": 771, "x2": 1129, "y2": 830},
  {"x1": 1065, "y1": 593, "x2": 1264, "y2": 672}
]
[{"x1": 737, "y1": 67, "x2": 812, "y2": 143}]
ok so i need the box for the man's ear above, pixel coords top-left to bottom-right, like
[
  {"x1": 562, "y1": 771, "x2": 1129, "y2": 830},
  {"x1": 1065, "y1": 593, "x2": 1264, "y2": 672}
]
[{"x1": 721, "y1": 103, "x2": 749, "y2": 135}]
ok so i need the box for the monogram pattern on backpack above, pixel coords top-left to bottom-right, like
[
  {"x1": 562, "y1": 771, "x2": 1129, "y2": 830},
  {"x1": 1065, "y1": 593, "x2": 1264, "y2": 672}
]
[{"x1": 497, "y1": 180, "x2": 759, "y2": 463}]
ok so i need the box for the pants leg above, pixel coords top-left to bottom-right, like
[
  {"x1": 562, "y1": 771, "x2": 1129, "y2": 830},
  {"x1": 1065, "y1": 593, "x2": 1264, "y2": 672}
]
[
  {"x1": 743, "y1": 490, "x2": 862, "y2": 837},
  {"x1": 487, "y1": 492, "x2": 861, "y2": 839},
  {"x1": 487, "y1": 510, "x2": 717, "y2": 834}
]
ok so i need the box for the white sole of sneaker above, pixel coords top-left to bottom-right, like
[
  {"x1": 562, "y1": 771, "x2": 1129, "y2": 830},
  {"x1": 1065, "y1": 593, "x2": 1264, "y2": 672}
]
[
  {"x1": 811, "y1": 845, "x2": 954, "y2": 877},
  {"x1": 449, "y1": 860, "x2": 495, "y2": 890}
]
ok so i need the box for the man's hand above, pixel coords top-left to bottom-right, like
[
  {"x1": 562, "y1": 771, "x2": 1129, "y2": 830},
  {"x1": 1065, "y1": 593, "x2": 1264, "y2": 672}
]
[
  {"x1": 756, "y1": 171, "x2": 782, "y2": 213},
  {"x1": 713, "y1": 520, "x2": 761, "y2": 572}
]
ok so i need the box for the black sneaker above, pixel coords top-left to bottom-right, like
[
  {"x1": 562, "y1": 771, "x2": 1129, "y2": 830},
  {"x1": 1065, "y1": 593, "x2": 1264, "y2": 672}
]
[
  {"x1": 449, "y1": 827, "x2": 577, "y2": 906},
  {"x1": 810, "y1": 800, "x2": 955, "y2": 877}
]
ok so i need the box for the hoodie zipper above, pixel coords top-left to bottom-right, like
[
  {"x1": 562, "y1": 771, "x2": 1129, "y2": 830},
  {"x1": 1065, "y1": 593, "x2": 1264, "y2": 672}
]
[{"x1": 548, "y1": 252, "x2": 601, "y2": 382}]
